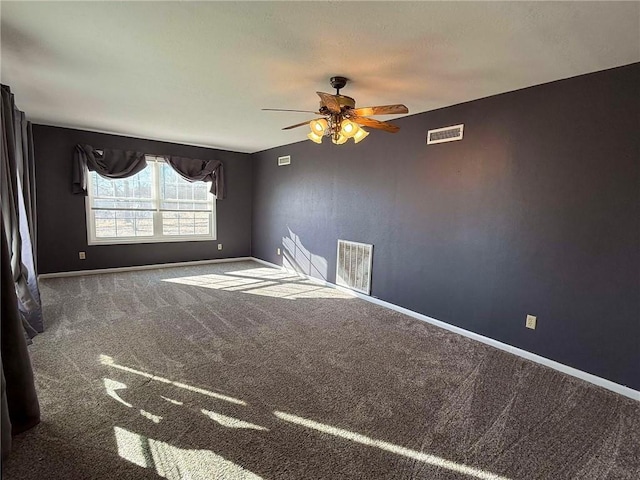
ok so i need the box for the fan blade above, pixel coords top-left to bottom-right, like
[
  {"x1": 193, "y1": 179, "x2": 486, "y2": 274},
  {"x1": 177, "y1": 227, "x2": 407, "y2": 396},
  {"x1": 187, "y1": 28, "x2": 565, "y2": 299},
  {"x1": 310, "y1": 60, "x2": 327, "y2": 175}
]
[
  {"x1": 316, "y1": 92, "x2": 341, "y2": 113},
  {"x1": 263, "y1": 108, "x2": 321, "y2": 114},
  {"x1": 351, "y1": 104, "x2": 408, "y2": 117},
  {"x1": 282, "y1": 119, "x2": 318, "y2": 130},
  {"x1": 351, "y1": 116, "x2": 400, "y2": 133}
]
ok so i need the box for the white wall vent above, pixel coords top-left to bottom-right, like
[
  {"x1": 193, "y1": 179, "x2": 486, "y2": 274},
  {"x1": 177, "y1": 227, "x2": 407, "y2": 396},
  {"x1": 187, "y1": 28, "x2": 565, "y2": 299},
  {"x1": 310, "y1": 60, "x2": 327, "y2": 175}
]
[
  {"x1": 336, "y1": 240, "x2": 373, "y2": 295},
  {"x1": 278, "y1": 155, "x2": 291, "y2": 166},
  {"x1": 427, "y1": 124, "x2": 464, "y2": 144}
]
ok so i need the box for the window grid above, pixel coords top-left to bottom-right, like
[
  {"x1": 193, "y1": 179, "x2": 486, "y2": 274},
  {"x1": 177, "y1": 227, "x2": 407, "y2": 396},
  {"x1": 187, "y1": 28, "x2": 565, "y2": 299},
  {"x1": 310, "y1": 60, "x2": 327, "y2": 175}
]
[{"x1": 86, "y1": 156, "x2": 216, "y2": 245}]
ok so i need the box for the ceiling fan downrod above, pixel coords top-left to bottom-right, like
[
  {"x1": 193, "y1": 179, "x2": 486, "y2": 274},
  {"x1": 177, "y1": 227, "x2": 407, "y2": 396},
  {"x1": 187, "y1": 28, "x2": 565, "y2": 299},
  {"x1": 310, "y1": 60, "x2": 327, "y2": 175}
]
[{"x1": 330, "y1": 76, "x2": 348, "y2": 96}]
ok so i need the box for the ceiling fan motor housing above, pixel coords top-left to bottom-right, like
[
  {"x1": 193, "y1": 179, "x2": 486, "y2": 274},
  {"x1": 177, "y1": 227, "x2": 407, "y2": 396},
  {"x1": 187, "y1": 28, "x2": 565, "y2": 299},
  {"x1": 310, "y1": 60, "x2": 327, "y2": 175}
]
[
  {"x1": 330, "y1": 76, "x2": 348, "y2": 91},
  {"x1": 319, "y1": 95, "x2": 356, "y2": 112}
]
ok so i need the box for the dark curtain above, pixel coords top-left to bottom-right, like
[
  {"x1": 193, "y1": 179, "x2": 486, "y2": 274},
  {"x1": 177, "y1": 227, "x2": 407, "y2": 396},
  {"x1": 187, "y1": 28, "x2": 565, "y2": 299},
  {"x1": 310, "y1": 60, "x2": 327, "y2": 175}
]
[
  {"x1": 72, "y1": 144, "x2": 226, "y2": 200},
  {"x1": 1, "y1": 85, "x2": 42, "y2": 336},
  {"x1": 166, "y1": 156, "x2": 225, "y2": 199},
  {"x1": 1, "y1": 212, "x2": 41, "y2": 460},
  {"x1": 73, "y1": 144, "x2": 147, "y2": 195}
]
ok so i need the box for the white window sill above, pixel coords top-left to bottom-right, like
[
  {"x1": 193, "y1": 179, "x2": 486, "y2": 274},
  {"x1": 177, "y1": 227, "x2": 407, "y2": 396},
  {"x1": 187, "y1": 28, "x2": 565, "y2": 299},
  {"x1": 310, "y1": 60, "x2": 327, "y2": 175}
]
[{"x1": 88, "y1": 235, "x2": 216, "y2": 246}]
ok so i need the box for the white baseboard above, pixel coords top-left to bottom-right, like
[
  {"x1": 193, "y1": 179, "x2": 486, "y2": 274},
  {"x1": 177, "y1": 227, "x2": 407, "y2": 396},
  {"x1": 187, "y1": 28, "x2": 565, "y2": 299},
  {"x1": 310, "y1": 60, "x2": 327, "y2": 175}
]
[
  {"x1": 37, "y1": 257, "x2": 253, "y2": 279},
  {"x1": 250, "y1": 257, "x2": 639, "y2": 401}
]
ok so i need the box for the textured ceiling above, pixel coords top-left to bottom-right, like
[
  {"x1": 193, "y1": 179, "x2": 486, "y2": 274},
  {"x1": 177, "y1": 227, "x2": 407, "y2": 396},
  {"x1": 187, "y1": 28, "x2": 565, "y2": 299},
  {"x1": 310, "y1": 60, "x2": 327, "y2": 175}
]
[{"x1": 1, "y1": 1, "x2": 639, "y2": 153}]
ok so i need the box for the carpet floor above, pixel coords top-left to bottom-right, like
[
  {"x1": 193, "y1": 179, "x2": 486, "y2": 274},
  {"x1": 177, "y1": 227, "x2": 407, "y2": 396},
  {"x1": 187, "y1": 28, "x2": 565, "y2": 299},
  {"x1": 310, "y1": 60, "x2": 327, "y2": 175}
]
[{"x1": 3, "y1": 260, "x2": 638, "y2": 480}]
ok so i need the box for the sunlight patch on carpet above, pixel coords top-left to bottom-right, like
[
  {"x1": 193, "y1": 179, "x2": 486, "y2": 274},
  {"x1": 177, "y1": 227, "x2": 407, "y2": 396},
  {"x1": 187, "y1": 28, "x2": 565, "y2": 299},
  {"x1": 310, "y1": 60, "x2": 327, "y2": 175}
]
[
  {"x1": 274, "y1": 411, "x2": 511, "y2": 480},
  {"x1": 202, "y1": 409, "x2": 268, "y2": 431},
  {"x1": 241, "y1": 282, "x2": 352, "y2": 300},
  {"x1": 226, "y1": 267, "x2": 301, "y2": 281},
  {"x1": 104, "y1": 378, "x2": 133, "y2": 407},
  {"x1": 161, "y1": 271, "x2": 353, "y2": 300},
  {"x1": 140, "y1": 409, "x2": 163, "y2": 423},
  {"x1": 114, "y1": 427, "x2": 263, "y2": 479},
  {"x1": 100, "y1": 355, "x2": 246, "y2": 406},
  {"x1": 164, "y1": 273, "x2": 275, "y2": 292}
]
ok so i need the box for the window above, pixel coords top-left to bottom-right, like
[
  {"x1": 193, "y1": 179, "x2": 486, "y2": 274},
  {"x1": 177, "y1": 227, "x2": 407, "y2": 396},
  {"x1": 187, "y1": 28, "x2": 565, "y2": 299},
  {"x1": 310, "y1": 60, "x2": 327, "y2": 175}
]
[{"x1": 86, "y1": 155, "x2": 216, "y2": 244}]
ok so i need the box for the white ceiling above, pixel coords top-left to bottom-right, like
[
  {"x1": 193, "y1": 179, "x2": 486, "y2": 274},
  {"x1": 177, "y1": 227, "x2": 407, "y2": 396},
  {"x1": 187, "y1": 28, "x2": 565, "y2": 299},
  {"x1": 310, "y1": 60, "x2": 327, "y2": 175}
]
[{"x1": 1, "y1": 1, "x2": 638, "y2": 153}]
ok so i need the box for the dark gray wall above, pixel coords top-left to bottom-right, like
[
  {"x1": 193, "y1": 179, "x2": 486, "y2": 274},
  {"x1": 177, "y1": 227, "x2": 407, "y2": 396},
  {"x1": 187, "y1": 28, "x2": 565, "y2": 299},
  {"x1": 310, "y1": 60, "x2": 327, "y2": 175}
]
[
  {"x1": 34, "y1": 126, "x2": 252, "y2": 274},
  {"x1": 251, "y1": 64, "x2": 640, "y2": 390}
]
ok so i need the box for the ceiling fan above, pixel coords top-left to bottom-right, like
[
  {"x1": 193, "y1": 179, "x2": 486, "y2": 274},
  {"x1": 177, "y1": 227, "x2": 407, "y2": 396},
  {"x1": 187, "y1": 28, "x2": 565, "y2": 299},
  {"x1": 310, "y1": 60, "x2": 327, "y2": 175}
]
[{"x1": 263, "y1": 76, "x2": 408, "y2": 145}]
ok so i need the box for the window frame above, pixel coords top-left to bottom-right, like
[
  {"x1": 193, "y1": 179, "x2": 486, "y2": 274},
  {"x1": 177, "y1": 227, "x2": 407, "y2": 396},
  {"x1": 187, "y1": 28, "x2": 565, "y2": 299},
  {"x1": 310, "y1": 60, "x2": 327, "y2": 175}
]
[{"x1": 85, "y1": 155, "x2": 217, "y2": 245}]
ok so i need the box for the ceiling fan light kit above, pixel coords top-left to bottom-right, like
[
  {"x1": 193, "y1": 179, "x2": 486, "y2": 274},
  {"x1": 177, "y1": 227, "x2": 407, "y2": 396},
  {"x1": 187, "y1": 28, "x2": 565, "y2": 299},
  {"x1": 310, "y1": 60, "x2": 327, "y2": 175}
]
[
  {"x1": 310, "y1": 118, "x2": 328, "y2": 134},
  {"x1": 332, "y1": 133, "x2": 349, "y2": 145},
  {"x1": 307, "y1": 131, "x2": 323, "y2": 144},
  {"x1": 353, "y1": 128, "x2": 369, "y2": 144},
  {"x1": 339, "y1": 119, "x2": 358, "y2": 138},
  {"x1": 263, "y1": 76, "x2": 408, "y2": 146}
]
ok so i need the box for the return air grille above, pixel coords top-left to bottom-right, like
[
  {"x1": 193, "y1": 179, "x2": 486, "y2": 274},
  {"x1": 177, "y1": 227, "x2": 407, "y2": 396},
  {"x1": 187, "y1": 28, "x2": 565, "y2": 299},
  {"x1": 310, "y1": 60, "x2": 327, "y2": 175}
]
[
  {"x1": 427, "y1": 124, "x2": 464, "y2": 144},
  {"x1": 336, "y1": 240, "x2": 373, "y2": 295}
]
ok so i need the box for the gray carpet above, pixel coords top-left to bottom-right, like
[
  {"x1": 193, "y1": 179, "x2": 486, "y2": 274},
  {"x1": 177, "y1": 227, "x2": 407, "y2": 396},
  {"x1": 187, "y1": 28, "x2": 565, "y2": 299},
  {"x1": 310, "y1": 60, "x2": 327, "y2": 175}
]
[{"x1": 3, "y1": 260, "x2": 638, "y2": 479}]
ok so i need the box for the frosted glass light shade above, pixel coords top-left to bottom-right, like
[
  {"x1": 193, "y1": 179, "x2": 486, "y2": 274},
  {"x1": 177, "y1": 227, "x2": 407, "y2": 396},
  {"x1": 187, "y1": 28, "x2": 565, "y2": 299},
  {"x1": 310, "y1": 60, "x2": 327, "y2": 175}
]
[
  {"x1": 339, "y1": 119, "x2": 359, "y2": 138},
  {"x1": 332, "y1": 134, "x2": 348, "y2": 145},
  {"x1": 307, "y1": 131, "x2": 323, "y2": 144},
  {"x1": 310, "y1": 118, "x2": 328, "y2": 134},
  {"x1": 353, "y1": 128, "x2": 369, "y2": 143}
]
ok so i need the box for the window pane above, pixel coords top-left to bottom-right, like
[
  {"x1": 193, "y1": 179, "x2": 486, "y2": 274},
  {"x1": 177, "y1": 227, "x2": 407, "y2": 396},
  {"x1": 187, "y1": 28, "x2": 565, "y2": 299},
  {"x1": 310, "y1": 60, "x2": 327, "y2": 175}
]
[
  {"x1": 95, "y1": 175, "x2": 114, "y2": 197},
  {"x1": 93, "y1": 199, "x2": 155, "y2": 210},
  {"x1": 165, "y1": 184, "x2": 177, "y2": 200},
  {"x1": 162, "y1": 212, "x2": 179, "y2": 235},
  {"x1": 95, "y1": 210, "x2": 116, "y2": 238},
  {"x1": 159, "y1": 163, "x2": 211, "y2": 211},
  {"x1": 180, "y1": 212, "x2": 196, "y2": 235},
  {"x1": 194, "y1": 188, "x2": 207, "y2": 201},
  {"x1": 135, "y1": 214, "x2": 154, "y2": 236},
  {"x1": 162, "y1": 211, "x2": 209, "y2": 236},
  {"x1": 115, "y1": 211, "x2": 135, "y2": 237},
  {"x1": 160, "y1": 201, "x2": 210, "y2": 211},
  {"x1": 194, "y1": 212, "x2": 210, "y2": 235},
  {"x1": 178, "y1": 184, "x2": 192, "y2": 201},
  {"x1": 94, "y1": 210, "x2": 153, "y2": 238},
  {"x1": 90, "y1": 168, "x2": 153, "y2": 205}
]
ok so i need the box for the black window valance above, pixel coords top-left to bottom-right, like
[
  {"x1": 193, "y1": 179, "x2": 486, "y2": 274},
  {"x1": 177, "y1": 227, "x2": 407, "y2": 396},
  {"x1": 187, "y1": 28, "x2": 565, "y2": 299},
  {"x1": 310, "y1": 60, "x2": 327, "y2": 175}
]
[
  {"x1": 72, "y1": 145, "x2": 225, "y2": 199},
  {"x1": 165, "y1": 156, "x2": 225, "y2": 200},
  {"x1": 72, "y1": 145, "x2": 146, "y2": 195}
]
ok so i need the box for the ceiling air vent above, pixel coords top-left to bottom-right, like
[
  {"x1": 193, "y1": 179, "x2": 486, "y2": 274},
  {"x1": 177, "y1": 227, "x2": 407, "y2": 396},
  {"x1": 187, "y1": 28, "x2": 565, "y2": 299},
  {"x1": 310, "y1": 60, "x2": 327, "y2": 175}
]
[
  {"x1": 427, "y1": 124, "x2": 464, "y2": 145},
  {"x1": 278, "y1": 155, "x2": 291, "y2": 166},
  {"x1": 336, "y1": 239, "x2": 373, "y2": 295}
]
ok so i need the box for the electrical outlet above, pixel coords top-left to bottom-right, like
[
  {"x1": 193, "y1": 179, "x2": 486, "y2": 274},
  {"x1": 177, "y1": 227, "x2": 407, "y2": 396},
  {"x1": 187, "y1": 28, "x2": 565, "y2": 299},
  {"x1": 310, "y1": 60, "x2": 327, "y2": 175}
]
[
  {"x1": 79, "y1": 251, "x2": 86, "y2": 260},
  {"x1": 217, "y1": 244, "x2": 223, "y2": 251},
  {"x1": 277, "y1": 248, "x2": 281, "y2": 255},
  {"x1": 526, "y1": 315, "x2": 537, "y2": 330}
]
